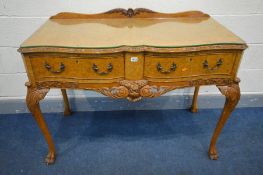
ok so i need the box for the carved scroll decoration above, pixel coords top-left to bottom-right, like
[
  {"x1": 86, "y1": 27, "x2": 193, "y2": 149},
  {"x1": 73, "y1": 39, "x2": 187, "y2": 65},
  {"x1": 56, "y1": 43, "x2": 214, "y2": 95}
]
[
  {"x1": 32, "y1": 78, "x2": 239, "y2": 102},
  {"x1": 119, "y1": 80, "x2": 148, "y2": 102},
  {"x1": 95, "y1": 86, "x2": 129, "y2": 99},
  {"x1": 92, "y1": 80, "x2": 177, "y2": 101},
  {"x1": 96, "y1": 80, "x2": 148, "y2": 102},
  {"x1": 140, "y1": 85, "x2": 177, "y2": 98}
]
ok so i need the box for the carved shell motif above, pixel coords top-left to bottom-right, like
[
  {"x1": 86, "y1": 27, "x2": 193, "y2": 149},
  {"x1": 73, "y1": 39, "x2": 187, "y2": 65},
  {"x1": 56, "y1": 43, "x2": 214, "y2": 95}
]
[
  {"x1": 119, "y1": 80, "x2": 148, "y2": 102},
  {"x1": 96, "y1": 80, "x2": 148, "y2": 102},
  {"x1": 96, "y1": 80, "x2": 176, "y2": 102}
]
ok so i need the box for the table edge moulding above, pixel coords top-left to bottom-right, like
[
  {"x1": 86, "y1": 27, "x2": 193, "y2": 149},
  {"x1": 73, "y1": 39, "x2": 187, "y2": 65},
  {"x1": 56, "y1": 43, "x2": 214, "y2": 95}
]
[{"x1": 18, "y1": 8, "x2": 247, "y2": 165}]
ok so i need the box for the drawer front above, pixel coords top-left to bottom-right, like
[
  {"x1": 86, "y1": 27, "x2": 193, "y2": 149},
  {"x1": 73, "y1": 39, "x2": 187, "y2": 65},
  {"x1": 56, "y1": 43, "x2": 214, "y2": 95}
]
[
  {"x1": 191, "y1": 52, "x2": 236, "y2": 76},
  {"x1": 144, "y1": 52, "x2": 237, "y2": 81},
  {"x1": 144, "y1": 55, "x2": 191, "y2": 79},
  {"x1": 29, "y1": 54, "x2": 124, "y2": 81}
]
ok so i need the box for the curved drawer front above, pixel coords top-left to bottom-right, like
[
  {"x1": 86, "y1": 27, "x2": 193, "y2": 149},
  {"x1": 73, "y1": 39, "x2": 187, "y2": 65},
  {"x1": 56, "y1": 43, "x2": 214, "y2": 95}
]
[
  {"x1": 144, "y1": 54, "x2": 191, "y2": 79},
  {"x1": 144, "y1": 52, "x2": 238, "y2": 81},
  {"x1": 191, "y1": 52, "x2": 236, "y2": 76},
  {"x1": 29, "y1": 54, "x2": 124, "y2": 82}
]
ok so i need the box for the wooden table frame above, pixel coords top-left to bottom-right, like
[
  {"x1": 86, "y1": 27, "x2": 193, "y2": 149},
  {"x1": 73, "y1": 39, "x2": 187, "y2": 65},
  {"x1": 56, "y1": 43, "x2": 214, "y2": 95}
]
[{"x1": 19, "y1": 8, "x2": 246, "y2": 165}]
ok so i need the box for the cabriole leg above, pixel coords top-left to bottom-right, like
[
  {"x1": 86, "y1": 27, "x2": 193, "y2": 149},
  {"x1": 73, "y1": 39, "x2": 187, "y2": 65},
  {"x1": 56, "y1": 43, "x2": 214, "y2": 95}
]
[
  {"x1": 190, "y1": 86, "x2": 200, "y2": 113},
  {"x1": 26, "y1": 83, "x2": 56, "y2": 165},
  {"x1": 61, "y1": 89, "x2": 71, "y2": 116},
  {"x1": 208, "y1": 82, "x2": 240, "y2": 160}
]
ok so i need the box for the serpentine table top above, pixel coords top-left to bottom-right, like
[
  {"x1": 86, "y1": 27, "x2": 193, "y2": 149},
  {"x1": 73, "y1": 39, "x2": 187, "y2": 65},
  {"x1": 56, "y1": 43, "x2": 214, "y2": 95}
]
[{"x1": 20, "y1": 9, "x2": 245, "y2": 52}]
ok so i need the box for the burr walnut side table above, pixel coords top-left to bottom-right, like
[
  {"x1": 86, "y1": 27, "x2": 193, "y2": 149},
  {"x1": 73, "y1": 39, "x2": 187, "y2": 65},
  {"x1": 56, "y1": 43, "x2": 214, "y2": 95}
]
[{"x1": 18, "y1": 8, "x2": 247, "y2": 164}]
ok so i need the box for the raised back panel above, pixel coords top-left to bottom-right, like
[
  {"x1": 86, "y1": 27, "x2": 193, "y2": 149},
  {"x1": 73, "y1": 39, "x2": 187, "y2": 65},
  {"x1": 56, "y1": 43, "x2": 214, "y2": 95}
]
[{"x1": 51, "y1": 8, "x2": 210, "y2": 19}]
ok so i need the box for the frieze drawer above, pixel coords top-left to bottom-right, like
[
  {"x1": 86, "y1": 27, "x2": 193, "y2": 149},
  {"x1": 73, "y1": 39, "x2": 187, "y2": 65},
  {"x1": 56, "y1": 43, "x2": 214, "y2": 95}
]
[
  {"x1": 144, "y1": 55, "x2": 191, "y2": 79},
  {"x1": 191, "y1": 52, "x2": 237, "y2": 76},
  {"x1": 29, "y1": 54, "x2": 125, "y2": 82},
  {"x1": 144, "y1": 52, "x2": 238, "y2": 80}
]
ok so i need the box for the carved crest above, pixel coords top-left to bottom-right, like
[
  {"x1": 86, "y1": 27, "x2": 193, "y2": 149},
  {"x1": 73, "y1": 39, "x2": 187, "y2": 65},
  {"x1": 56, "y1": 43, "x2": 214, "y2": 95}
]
[{"x1": 105, "y1": 8, "x2": 155, "y2": 18}]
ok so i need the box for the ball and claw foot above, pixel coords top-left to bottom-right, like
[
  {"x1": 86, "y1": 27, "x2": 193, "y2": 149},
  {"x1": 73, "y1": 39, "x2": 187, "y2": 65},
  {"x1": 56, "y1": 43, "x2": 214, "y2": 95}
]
[
  {"x1": 45, "y1": 152, "x2": 56, "y2": 165},
  {"x1": 208, "y1": 147, "x2": 218, "y2": 160}
]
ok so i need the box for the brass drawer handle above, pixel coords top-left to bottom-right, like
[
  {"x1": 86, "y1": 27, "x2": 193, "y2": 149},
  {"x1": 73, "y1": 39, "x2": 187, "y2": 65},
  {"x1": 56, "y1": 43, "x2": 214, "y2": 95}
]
[
  {"x1": 156, "y1": 62, "x2": 177, "y2": 74},
  {"x1": 44, "y1": 62, "x2": 65, "y2": 73},
  {"x1": 203, "y1": 58, "x2": 223, "y2": 71},
  {"x1": 92, "y1": 63, "x2": 113, "y2": 75}
]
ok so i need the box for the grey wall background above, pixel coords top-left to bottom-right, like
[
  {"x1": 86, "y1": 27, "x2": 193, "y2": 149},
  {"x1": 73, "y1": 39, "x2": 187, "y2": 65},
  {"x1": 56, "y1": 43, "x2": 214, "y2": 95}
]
[{"x1": 0, "y1": 0, "x2": 263, "y2": 101}]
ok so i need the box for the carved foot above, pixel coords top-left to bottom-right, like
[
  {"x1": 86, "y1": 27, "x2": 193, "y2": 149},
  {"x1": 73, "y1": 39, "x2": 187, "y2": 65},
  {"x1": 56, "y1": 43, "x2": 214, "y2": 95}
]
[
  {"x1": 208, "y1": 147, "x2": 218, "y2": 160},
  {"x1": 45, "y1": 151, "x2": 56, "y2": 165}
]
